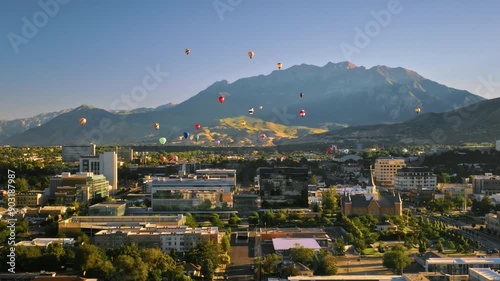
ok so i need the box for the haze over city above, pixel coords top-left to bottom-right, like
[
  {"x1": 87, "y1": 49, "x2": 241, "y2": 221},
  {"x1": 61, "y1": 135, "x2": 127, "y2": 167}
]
[{"x1": 1, "y1": 0, "x2": 500, "y2": 120}]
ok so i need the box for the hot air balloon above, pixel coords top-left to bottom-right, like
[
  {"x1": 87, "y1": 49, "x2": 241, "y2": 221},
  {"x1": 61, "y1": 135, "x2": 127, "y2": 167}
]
[
  {"x1": 160, "y1": 156, "x2": 166, "y2": 162},
  {"x1": 79, "y1": 118, "x2": 86, "y2": 125},
  {"x1": 277, "y1": 62, "x2": 282, "y2": 69},
  {"x1": 195, "y1": 124, "x2": 201, "y2": 130},
  {"x1": 299, "y1": 109, "x2": 306, "y2": 117},
  {"x1": 259, "y1": 105, "x2": 263, "y2": 110},
  {"x1": 327, "y1": 147, "x2": 333, "y2": 153},
  {"x1": 215, "y1": 140, "x2": 221, "y2": 146},
  {"x1": 241, "y1": 120, "x2": 246, "y2": 126},
  {"x1": 300, "y1": 92, "x2": 304, "y2": 98},
  {"x1": 185, "y1": 48, "x2": 190, "y2": 55},
  {"x1": 415, "y1": 107, "x2": 421, "y2": 114},
  {"x1": 159, "y1": 137, "x2": 167, "y2": 144},
  {"x1": 218, "y1": 96, "x2": 225, "y2": 103},
  {"x1": 194, "y1": 134, "x2": 200, "y2": 142},
  {"x1": 172, "y1": 155, "x2": 179, "y2": 162},
  {"x1": 260, "y1": 133, "x2": 267, "y2": 140},
  {"x1": 248, "y1": 51, "x2": 254, "y2": 59},
  {"x1": 183, "y1": 132, "x2": 190, "y2": 139},
  {"x1": 248, "y1": 108, "x2": 254, "y2": 115},
  {"x1": 154, "y1": 123, "x2": 160, "y2": 130},
  {"x1": 280, "y1": 156, "x2": 286, "y2": 162}
]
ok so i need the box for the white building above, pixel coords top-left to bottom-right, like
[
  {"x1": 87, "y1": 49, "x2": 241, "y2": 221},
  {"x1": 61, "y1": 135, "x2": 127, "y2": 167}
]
[
  {"x1": 394, "y1": 167, "x2": 437, "y2": 192},
  {"x1": 469, "y1": 268, "x2": 500, "y2": 281},
  {"x1": 15, "y1": 238, "x2": 75, "y2": 248},
  {"x1": 425, "y1": 258, "x2": 500, "y2": 274},
  {"x1": 80, "y1": 151, "x2": 118, "y2": 194},
  {"x1": 374, "y1": 157, "x2": 406, "y2": 188}
]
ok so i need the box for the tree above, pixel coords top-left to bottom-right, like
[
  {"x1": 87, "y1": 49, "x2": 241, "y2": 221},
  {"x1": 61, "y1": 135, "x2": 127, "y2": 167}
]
[
  {"x1": 310, "y1": 175, "x2": 319, "y2": 185},
  {"x1": 290, "y1": 246, "x2": 314, "y2": 266},
  {"x1": 383, "y1": 248, "x2": 410, "y2": 274},
  {"x1": 15, "y1": 178, "x2": 29, "y2": 193},
  {"x1": 333, "y1": 238, "x2": 346, "y2": 256},
  {"x1": 221, "y1": 234, "x2": 230, "y2": 253},
  {"x1": 185, "y1": 213, "x2": 198, "y2": 228},
  {"x1": 437, "y1": 241, "x2": 444, "y2": 253},
  {"x1": 228, "y1": 213, "x2": 241, "y2": 226},
  {"x1": 248, "y1": 212, "x2": 259, "y2": 226},
  {"x1": 111, "y1": 255, "x2": 148, "y2": 281},
  {"x1": 201, "y1": 259, "x2": 215, "y2": 281},
  {"x1": 314, "y1": 250, "x2": 338, "y2": 275},
  {"x1": 321, "y1": 187, "x2": 338, "y2": 214},
  {"x1": 438, "y1": 173, "x2": 451, "y2": 183}
]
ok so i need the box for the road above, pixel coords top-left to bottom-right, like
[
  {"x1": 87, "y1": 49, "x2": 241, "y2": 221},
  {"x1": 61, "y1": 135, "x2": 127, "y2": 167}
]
[{"x1": 226, "y1": 232, "x2": 256, "y2": 281}]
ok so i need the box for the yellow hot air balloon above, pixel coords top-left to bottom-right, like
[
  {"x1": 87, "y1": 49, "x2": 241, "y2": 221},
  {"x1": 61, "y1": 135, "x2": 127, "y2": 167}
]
[
  {"x1": 241, "y1": 120, "x2": 246, "y2": 126},
  {"x1": 415, "y1": 107, "x2": 421, "y2": 114},
  {"x1": 248, "y1": 51, "x2": 254, "y2": 59},
  {"x1": 79, "y1": 118, "x2": 86, "y2": 125},
  {"x1": 277, "y1": 62, "x2": 282, "y2": 69}
]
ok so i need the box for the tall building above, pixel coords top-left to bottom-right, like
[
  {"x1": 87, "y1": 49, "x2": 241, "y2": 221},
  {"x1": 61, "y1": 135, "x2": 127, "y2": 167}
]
[
  {"x1": 394, "y1": 167, "x2": 437, "y2": 195},
  {"x1": 62, "y1": 144, "x2": 96, "y2": 162},
  {"x1": 257, "y1": 167, "x2": 309, "y2": 208},
  {"x1": 374, "y1": 157, "x2": 406, "y2": 188},
  {"x1": 341, "y1": 168, "x2": 402, "y2": 218},
  {"x1": 80, "y1": 151, "x2": 118, "y2": 194}
]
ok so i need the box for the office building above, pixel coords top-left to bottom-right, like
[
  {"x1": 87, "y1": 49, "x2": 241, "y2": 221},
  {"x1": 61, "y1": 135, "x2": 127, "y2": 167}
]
[
  {"x1": 80, "y1": 151, "x2": 118, "y2": 194},
  {"x1": 88, "y1": 202, "x2": 126, "y2": 216},
  {"x1": 374, "y1": 157, "x2": 406, "y2": 188},
  {"x1": 257, "y1": 167, "x2": 309, "y2": 208},
  {"x1": 472, "y1": 174, "x2": 500, "y2": 195},
  {"x1": 54, "y1": 172, "x2": 110, "y2": 205}
]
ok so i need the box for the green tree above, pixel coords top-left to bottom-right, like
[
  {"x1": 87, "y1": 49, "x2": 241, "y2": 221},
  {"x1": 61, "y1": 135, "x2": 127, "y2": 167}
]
[
  {"x1": 228, "y1": 213, "x2": 241, "y2": 226},
  {"x1": 382, "y1": 248, "x2": 410, "y2": 274},
  {"x1": 333, "y1": 238, "x2": 346, "y2": 256},
  {"x1": 111, "y1": 255, "x2": 148, "y2": 281},
  {"x1": 438, "y1": 173, "x2": 451, "y2": 183},
  {"x1": 290, "y1": 246, "x2": 314, "y2": 266},
  {"x1": 185, "y1": 213, "x2": 198, "y2": 228},
  {"x1": 437, "y1": 241, "x2": 444, "y2": 253},
  {"x1": 221, "y1": 234, "x2": 230, "y2": 253},
  {"x1": 201, "y1": 259, "x2": 215, "y2": 281},
  {"x1": 314, "y1": 250, "x2": 338, "y2": 275},
  {"x1": 321, "y1": 188, "x2": 338, "y2": 214},
  {"x1": 15, "y1": 178, "x2": 29, "y2": 193},
  {"x1": 248, "y1": 211, "x2": 260, "y2": 226}
]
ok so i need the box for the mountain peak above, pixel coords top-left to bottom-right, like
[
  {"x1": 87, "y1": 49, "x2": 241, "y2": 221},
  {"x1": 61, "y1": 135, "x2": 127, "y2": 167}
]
[{"x1": 324, "y1": 61, "x2": 357, "y2": 70}]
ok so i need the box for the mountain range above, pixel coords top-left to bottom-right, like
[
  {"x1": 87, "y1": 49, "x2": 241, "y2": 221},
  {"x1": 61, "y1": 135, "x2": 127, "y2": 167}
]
[{"x1": 1, "y1": 61, "x2": 489, "y2": 146}]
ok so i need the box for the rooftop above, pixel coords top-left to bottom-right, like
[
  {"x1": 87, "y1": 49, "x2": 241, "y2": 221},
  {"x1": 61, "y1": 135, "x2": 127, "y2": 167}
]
[
  {"x1": 272, "y1": 238, "x2": 321, "y2": 251},
  {"x1": 469, "y1": 268, "x2": 500, "y2": 281},
  {"x1": 426, "y1": 258, "x2": 500, "y2": 265}
]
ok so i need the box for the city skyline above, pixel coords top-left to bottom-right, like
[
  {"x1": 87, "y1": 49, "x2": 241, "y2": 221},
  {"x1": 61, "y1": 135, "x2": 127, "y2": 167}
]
[{"x1": 1, "y1": 0, "x2": 499, "y2": 120}]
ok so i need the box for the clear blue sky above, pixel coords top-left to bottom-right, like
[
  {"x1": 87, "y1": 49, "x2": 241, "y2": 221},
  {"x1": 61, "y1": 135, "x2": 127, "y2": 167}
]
[{"x1": 1, "y1": 0, "x2": 499, "y2": 120}]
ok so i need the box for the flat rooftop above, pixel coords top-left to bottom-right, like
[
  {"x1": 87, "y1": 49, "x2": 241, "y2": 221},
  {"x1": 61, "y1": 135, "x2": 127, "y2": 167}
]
[
  {"x1": 272, "y1": 238, "x2": 321, "y2": 251},
  {"x1": 469, "y1": 268, "x2": 500, "y2": 281},
  {"x1": 426, "y1": 258, "x2": 500, "y2": 265}
]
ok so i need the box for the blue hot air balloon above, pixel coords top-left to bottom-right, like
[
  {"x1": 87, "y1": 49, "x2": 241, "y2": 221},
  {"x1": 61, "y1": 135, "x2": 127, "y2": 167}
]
[{"x1": 183, "y1": 132, "x2": 190, "y2": 139}]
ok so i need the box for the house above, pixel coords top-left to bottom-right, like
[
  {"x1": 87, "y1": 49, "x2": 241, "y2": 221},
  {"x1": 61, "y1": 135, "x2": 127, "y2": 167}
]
[
  {"x1": 183, "y1": 263, "x2": 201, "y2": 278},
  {"x1": 376, "y1": 221, "x2": 398, "y2": 232}
]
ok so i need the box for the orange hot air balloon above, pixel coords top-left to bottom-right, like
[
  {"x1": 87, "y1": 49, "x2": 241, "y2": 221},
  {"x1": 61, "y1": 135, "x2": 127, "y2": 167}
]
[
  {"x1": 79, "y1": 118, "x2": 86, "y2": 125},
  {"x1": 160, "y1": 156, "x2": 167, "y2": 162},
  {"x1": 277, "y1": 62, "x2": 282, "y2": 69},
  {"x1": 185, "y1": 48, "x2": 190, "y2": 55},
  {"x1": 154, "y1": 123, "x2": 160, "y2": 130},
  {"x1": 248, "y1": 51, "x2": 254, "y2": 59},
  {"x1": 218, "y1": 96, "x2": 225, "y2": 103},
  {"x1": 195, "y1": 124, "x2": 201, "y2": 130}
]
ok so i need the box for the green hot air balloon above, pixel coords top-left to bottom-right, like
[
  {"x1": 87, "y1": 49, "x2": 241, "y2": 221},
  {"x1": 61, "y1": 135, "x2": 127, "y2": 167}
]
[
  {"x1": 159, "y1": 137, "x2": 167, "y2": 144},
  {"x1": 194, "y1": 135, "x2": 200, "y2": 142}
]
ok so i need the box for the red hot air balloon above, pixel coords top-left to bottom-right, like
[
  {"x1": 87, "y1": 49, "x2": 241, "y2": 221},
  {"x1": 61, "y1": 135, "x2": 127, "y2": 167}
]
[
  {"x1": 218, "y1": 96, "x2": 225, "y2": 103},
  {"x1": 160, "y1": 156, "x2": 167, "y2": 162},
  {"x1": 299, "y1": 110, "x2": 306, "y2": 117},
  {"x1": 79, "y1": 118, "x2": 86, "y2": 125},
  {"x1": 154, "y1": 123, "x2": 160, "y2": 130},
  {"x1": 185, "y1": 48, "x2": 190, "y2": 55},
  {"x1": 260, "y1": 133, "x2": 267, "y2": 140},
  {"x1": 195, "y1": 124, "x2": 201, "y2": 130},
  {"x1": 327, "y1": 147, "x2": 333, "y2": 153},
  {"x1": 248, "y1": 51, "x2": 254, "y2": 59}
]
